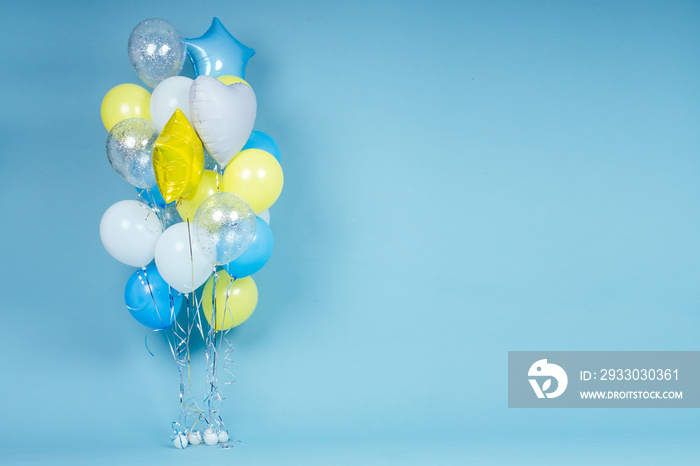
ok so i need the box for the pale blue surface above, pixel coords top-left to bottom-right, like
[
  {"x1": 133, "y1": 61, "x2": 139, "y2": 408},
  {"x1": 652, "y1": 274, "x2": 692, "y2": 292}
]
[{"x1": 1, "y1": 1, "x2": 699, "y2": 464}]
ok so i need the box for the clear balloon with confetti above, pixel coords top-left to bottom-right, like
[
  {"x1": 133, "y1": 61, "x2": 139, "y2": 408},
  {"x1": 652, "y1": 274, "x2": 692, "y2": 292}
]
[
  {"x1": 128, "y1": 18, "x2": 187, "y2": 88},
  {"x1": 193, "y1": 192, "x2": 257, "y2": 266},
  {"x1": 105, "y1": 117, "x2": 158, "y2": 189}
]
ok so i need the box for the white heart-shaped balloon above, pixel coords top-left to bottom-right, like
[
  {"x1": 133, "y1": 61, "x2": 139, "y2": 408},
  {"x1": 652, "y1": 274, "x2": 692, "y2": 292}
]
[{"x1": 189, "y1": 75, "x2": 256, "y2": 168}]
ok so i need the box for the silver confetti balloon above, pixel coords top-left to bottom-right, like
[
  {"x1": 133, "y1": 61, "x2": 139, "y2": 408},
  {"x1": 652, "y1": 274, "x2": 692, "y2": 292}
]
[
  {"x1": 128, "y1": 18, "x2": 186, "y2": 88},
  {"x1": 106, "y1": 118, "x2": 158, "y2": 189},
  {"x1": 193, "y1": 192, "x2": 256, "y2": 266}
]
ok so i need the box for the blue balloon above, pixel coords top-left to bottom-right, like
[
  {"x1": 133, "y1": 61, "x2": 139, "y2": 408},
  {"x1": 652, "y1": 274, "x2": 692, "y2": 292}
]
[
  {"x1": 224, "y1": 217, "x2": 273, "y2": 278},
  {"x1": 242, "y1": 131, "x2": 281, "y2": 162},
  {"x1": 125, "y1": 265, "x2": 183, "y2": 329},
  {"x1": 135, "y1": 185, "x2": 167, "y2": 208},
  {"x1": 186, "y1": 17, "x2": 255, "y2": 79}
]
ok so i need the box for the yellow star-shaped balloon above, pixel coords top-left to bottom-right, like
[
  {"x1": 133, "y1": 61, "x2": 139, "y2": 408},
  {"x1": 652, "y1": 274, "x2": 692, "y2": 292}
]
[{"x1": 152, "y1": 109, "x2": 204, "y2": 203}]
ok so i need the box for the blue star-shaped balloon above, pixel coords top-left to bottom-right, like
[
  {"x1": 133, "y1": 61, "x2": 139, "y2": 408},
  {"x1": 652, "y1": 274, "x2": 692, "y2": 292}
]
[{"x1": 186, "y1": 17, "x2": 255, "y2": 79}]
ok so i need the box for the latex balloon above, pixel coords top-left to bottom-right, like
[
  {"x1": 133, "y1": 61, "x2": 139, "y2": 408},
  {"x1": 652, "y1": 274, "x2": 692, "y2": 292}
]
[
  {"x1": 223, "y1": 149, "x2": 283, "y2": 213},
  {"x1": 224, "y1": 217, "x2": 273, "y2": 278},
  {"x1": 101, "y1": 83, "x2": 151, "y2": 131},
  {"x1": 203, "y1": 429, "x2": 218, "y2": 446},
  {"x1": 128, "y1": 18, "x2": 187, "y2": 88},
  {"x1": 152, "y1": 109, "x2": 204, "y2": 203},
  {"x1": 106, "y1": 118, "x2": 158, "y2": 189},
  {"x1": 100, "y1": 200, "x2": 163, "y2": 267},
  {"x1": 186, "y1": 17, "x2": 255, "y2": 79},
  {"x1": 217, "y1": 75, "x2": 250, "y2": 86},
  {"x1": 258, "y1": 210, "x2": 270, "y2": 225},
  {"x1": 149, "y1": 76, "x2": 194, "y2": 130},
  {"x1": 155, "y1": 222, "x2": 213, "y2": 294},
  {"x1": 125, "y1": 265, "x2": 183, "y2": 329},
  {"x1": 189, "y1": 75, "x2": 256, "y2": 167},
  {"x1": 193, "y1": 192, "x2": 256, "y2": 266},
  {"x1": 188, "y1": 431, "x2": 202, "y2": 446},
  {"x1": 174, "y1": 434, "x2": 188, "y2": 449},
  {"x1": 177, "y1": 170, "x2": 221, "y2": 222},
  {"x1": 202, "y1": 271, "x2": 258, "y2": 331},
  {"x1": 135, "y1": 185, "x2": 167, "y2": 208},
  {"x1": 242, "y1": 131, "x2": 280, "y2": 162}
]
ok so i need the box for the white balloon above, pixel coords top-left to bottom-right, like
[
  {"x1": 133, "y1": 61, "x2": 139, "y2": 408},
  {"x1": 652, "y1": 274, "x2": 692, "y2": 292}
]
[
  {"x1": 187, "y1": 430, "x2": 202, "y2": 446},
  {"x1": 155, "y1": 222, "x2": 213, "y2": 293},
  {"x1": 189, "y1": 75, "x2": 256, "y2": 167},
  {"x1": 149, "y1": 76, "x2": 194, "y2": 130},
  {"x1": 257, "y1": 209, "x2": 270, "y2": 225},
  {"x1": 203, "y1": 428, "x2": 218, "y2": 446},
  {"x1": 100, "y1": 200, "x2": 162, "y2": 267},
  {"x1": 173, "y1": 433, "x2": 188, "y2": 449}
]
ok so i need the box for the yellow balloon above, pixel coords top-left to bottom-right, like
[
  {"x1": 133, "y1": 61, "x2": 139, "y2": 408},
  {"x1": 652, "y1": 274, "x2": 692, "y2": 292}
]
[
  {"x1": 100, "y1": 83, "x2": 151, "y2": 131},
  {"x1": 217, "y1": 75, "x2": 251, "y2": 87},
  {"x1": 176, "y1": 170, "x2": 222, "y2": 221},
  {"x1": 223, "y1": 149, "x2": 283, "y2": 214},
  {"x1": 202, "y1": 271, "x2": 258, "y2": 331},
  {"x1": 152, "y1": 109, "x2": 204, "y2": 203}
]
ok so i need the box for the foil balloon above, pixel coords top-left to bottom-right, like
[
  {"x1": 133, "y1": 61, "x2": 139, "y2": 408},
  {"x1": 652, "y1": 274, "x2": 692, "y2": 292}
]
[
  {"x1": 177, "y1": 169, "x2": 222, "y2": 222},
  {"x1": 125, "y1": 265, "x2": 183, "y2": 330},
  {"x1": 224, "y1": 216, "x2": 273, "y2": 278},
  {"x1": 128, "y1": 18, "x2": 187, "y2": 88},
  {"x1": 223, "y1": 148, "x2": 283, "y2": 213},
  {"x1": 100, "y1": 200, "x2": 163, "y2": 267},
  {"x1": 101, "y1": 83, "x2": 151, "y2": 131},
  {"x1": 242, "y1": 131, "x2": 280, "y2": 162},
  {"x1": 152, "y1": 109, "x2": 204, "y2": 203},
  {"x1": 202, "y1": 271, "x2": 258, "y2": 331},
  {"x1": 189, "y1": 75, "x2": 257, "y2": 167},
  {"x1": 193, "y1": 192, "x2": 256, "y2": 266},
  {"x1": 186, "y1": 17, "x2": 255, "y2": 79},
  {"x1": 106, "y1": 118, "x2": 158, "y2": 189},
  {"x1": 155, "y1": 222, "x2": 213, "y2": 294},
  {"x1": 150, "y1": 76, "x2": 194, "y2": 131}
]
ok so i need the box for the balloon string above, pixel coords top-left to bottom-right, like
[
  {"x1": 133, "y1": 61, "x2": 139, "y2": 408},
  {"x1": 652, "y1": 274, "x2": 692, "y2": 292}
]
[
  {"x1": 167, "y1": 297, "x2": 205, "y2": 436},
  {"x1": 200, "y1": 272, "x2": 238, "y2": 434},
  {"x1": 137, "y1": 188, "x2": 167, "y2": 231},
  {"x1": 206, "y1": 271, "x2": 218, "y2": 427},
  {"x1": 141, "y1": 187, "x2": 156, "y2": 208},
  {"x1": 136, "y1": 267, "x2": 167, "y2": 330},
  {"x1": 221, "y1": 277, "x2": 236, "y2": 386},
  {"x1": 137, "y1": 267, "x2": 202, "y2": 434},
  {"x1": 185, "y1": 214, "x2": 196, "y2": 294},
  {"x1": 144, "y1": 334, "x2": 155, "y2": 357},
  {"x1": 204, "y1": 271, "x2": 228, "y2": 430}
]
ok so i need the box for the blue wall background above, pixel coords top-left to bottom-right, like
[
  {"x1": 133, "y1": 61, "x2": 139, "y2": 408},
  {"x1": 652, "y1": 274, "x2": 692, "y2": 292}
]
[{"x1": 1, "y1": 1, "x2": 699, "y2": 464}]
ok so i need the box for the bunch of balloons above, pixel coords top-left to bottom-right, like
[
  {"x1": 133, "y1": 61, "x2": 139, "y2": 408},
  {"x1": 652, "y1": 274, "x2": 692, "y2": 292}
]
[{"x1": 99, "y1": 17, "x2": 282, "y2": 449}]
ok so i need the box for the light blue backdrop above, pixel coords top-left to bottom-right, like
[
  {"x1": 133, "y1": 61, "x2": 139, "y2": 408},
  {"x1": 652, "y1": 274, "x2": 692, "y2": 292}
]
[{"x1": 1, "y1": 1, "x2": 699, "y2": 464}]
